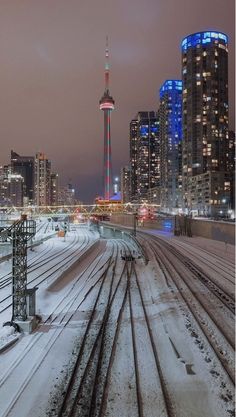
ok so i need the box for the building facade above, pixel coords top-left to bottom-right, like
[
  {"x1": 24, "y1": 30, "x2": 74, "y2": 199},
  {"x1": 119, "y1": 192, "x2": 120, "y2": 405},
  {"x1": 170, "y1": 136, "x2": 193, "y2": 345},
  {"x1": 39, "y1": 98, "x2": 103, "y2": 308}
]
[
  {"x1": 50, "y1": 173, "x2": 59, "y2": 206},
  {"x1": 130, "y1": 118, "x2": 139, "y2": 201},
  {"x1": 188, "y1": 171, "x2": 232, "y2": 217},
  {"x1": 130, "y1": 111, "x2": 160, "y2": 202},
  {"x1": 11, "y1": 150, "x2": 34, "y2": 205},
  {"x1": 120, "y1": 166, "x2": 131, "y2": 204},
  {"x1": 34, "y1": 153, "x2": 51, "y2": 206},
  {"x1": 0, "y1": 165, "x2": 23, "y2": 207},
  {"x1": 58, "y1": 183, "x2": 76, "y2": 206},
  {"x1": 159, "y1": 80, "x2": 182, "y2": 213},
  {"x1": 181, "y1": 31, "x2": 229, "y2": 216},
  {"x1": 227, "y1": 130, "x2": 235, "y2": 212}
]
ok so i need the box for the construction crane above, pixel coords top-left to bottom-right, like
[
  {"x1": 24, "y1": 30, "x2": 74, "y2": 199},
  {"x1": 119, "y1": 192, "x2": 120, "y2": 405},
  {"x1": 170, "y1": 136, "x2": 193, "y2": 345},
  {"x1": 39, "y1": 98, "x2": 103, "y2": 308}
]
[{"x1": 1, "y1": 215, "x2": 36, "y2": 323}]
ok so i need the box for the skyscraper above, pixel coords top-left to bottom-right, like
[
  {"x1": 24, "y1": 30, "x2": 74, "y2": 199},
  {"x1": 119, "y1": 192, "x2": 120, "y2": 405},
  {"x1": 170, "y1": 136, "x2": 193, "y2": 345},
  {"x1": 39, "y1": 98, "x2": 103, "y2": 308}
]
[
  {"x1": 99, "y1": 38, "x2": 115, "y2": 200},
  {"x1": 159, "y1": 80, "x2": 182, "y2": 213},
  {"x1": 121, "y1": 166, "x2": 131, "y2": 204},
  {"x1": 11, "y1": 150, "x2": 34, "y2": 205},
  {"x1": 0, "y1": 165, "x2": 24, "y2": 207},
  {"x1": 34, "y1": 152, "x2": 51, "y2": 206},
  {"x1": 181, "y1": 31, "x2": 229, "y2": 215},
  {"x1": 130, "y1": 112, "x2": 160, "y2": 202},
  {"x1": 50, "y1": 173, "x2": 59, "y2": 206},
  {"x1": 130, "y1": 118, "x2": 138, "y2": 201}
]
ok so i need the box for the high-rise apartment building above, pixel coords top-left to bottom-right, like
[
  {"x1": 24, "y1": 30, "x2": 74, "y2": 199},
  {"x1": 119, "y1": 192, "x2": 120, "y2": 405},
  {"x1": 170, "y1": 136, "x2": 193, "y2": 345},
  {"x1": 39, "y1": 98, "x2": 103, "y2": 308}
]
[
  {"x1": 130, "y1": 118, "x2": 138, "y2": 201},
  {"x1": 181, "y1": 31, "x2": 229, "y2": 216},
  {"x1": 227, "y1": 130, "x2": 235, "y2": 175},
  {"x1": 121, "y1": 166, "x2": 131, "y2": 204},
  {"x1": 11, "y1": 150, "x2": 34, "y2": 205},
  {"x1": 227, "y1": 130, "x2": 235, "y2": 212},
  {"x1": 34, "y1": 153, "x2": 51, "y2": 206},
  {"x1": 0, "y1": 165, "x2": 23, "y2": 207},
  {"x1": 50, "y1": 173, "x2": 59, "y2": 206},
  {"x1": 137, "y1": 112, "x2": 160, "y2": 201},
  {"x1": 130, "y1": 112, "x2": 160, "y2": 202},
  {"x1": 159, "y1": 80, "x2": 182, "y2": 213},
  {"x1": 58, "y1": 183, "x2": 76, "y2": 206},
  {"x1": 7, "y1": 174, "x2": 24, "y2": 207}
]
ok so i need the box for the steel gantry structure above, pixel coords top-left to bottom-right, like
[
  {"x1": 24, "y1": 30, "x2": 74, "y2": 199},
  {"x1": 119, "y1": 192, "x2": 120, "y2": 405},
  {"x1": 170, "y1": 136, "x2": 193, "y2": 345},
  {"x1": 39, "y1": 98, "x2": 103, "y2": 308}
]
[
  {"x1": 0, "y1": 202, "x2": 161, "y2": 219},
  {"x1": 0, "y1": 215, "x2": 36, "y2": 322}
]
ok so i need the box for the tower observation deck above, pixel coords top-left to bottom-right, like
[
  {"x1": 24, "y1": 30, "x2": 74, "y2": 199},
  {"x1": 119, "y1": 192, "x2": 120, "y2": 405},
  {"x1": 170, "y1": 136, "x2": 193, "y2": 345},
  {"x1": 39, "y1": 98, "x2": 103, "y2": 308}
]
[{"x1": 99, "y1": 37, "x2": 115, "y2": 200}]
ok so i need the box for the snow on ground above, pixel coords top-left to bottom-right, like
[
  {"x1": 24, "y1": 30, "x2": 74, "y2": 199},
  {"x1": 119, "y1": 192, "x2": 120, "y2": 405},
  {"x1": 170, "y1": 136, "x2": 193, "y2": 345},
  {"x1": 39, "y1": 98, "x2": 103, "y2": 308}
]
[
  {"x1": 0, "y1": 327, "x2": 20, "y2": 353},
  {"x1": 144, "y1": 227, "x2": 235, "y2": 264},
  {"x1": 0, "y1": 225, "x2": 109, "y2": 417},
  {"x1": 0, "y1": 224, "x2": 234, "y2": 417},
  {"x1": 136, "y1": 258, "x2": 233, "y2": 417}
]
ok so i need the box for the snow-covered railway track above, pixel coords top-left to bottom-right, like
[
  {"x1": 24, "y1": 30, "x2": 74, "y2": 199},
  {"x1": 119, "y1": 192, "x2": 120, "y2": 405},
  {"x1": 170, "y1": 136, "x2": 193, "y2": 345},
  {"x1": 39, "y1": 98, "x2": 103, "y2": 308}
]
[
  {"x1": 141, "y1": 233, "x2": 235, "y2": 311},
  {"x1": 0, "y1": 239, "x2": 56, "y2": 289},
  {"x1": 178, "y1": 237, "x2": 235, "y2": 264},
  {"x1": 129, "y1": 264, "x2": 176, "y2": 417},
  {"x1": 0, "y1": 234, "x2": 91, "y2": 313},
  {"x1": 56, "y1": 241, "x2": 135, "y2": 417},
  {"x1": 0, "y1": 244, "x2": 111, "y2": 417},
  {"x1": 0, "y1": 233, "x2": 82, "y2": 289},
  {"x1": 171, "y1": 239, "x2": 235, "y2": 284},
  {"x1": 145, "y1": 239, "x2": 234, "y2": 385},
  {"x1": 159, "y1": 237, "x2": 234, "y2": 313}
]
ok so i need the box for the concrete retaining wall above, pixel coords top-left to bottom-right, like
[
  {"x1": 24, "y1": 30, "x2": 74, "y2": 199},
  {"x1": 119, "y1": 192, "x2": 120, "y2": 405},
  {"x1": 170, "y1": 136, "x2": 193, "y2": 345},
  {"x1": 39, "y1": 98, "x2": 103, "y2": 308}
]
[
  {"x1": 110, "y1": 214, "x2": 235, "y2": 245},
  {"x1": 190, "y1": 219, "x2": 235, "y2": 245},
  {"x1": 110, "y1": 214, "x2": 174, "y2": 232}
]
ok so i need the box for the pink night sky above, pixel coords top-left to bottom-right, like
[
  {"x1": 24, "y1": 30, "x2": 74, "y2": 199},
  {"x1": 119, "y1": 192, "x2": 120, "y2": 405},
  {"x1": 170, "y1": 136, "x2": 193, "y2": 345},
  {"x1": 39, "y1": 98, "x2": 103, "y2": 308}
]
[{"x1": 0, "y1": 0, "x2": 234, "y2": 202}]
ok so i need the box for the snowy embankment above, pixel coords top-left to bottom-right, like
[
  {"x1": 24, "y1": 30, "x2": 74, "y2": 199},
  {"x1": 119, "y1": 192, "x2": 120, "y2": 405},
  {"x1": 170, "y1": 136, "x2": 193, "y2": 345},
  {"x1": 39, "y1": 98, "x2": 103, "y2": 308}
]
[{"x1": 0, "y1": 326, "x2": 20, "y2": 352}]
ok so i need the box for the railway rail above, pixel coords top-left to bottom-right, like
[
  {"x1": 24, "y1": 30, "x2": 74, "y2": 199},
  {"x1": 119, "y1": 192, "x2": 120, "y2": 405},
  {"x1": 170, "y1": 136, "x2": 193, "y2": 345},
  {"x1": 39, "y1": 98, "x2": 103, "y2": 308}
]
[
  {"x1": 0, "y1": 242, "x2": 113, "y2": 417},
  {"x1": 138, "y1": 233, "x2": 235, "y2": 385}
]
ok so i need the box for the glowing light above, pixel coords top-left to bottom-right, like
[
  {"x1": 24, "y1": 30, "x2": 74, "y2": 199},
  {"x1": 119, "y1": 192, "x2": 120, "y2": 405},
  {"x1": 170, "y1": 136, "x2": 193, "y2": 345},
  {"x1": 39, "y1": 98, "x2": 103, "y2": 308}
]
[
  {"x1": 159, "y1": 80, "x2": 182, "y2": 143},
  {"x1": 163, "y1": 220, "x2": 172, "y2": 229},
  {"x1": 160, "y1": 80, "x2": 182, "y2": 97},
  {"x1": 100, "y1": 102, "x2": 114, "y2": 110},
  {"x1": 182, "y1": 31, "x2": 228, "y2": 51}
]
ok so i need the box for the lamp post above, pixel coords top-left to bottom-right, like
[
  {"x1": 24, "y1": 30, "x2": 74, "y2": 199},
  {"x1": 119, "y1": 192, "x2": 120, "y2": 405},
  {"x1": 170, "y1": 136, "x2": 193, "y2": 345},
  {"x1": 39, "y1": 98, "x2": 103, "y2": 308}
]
[{"x1": 133, "y1": 211, "x2": 137, "y2": 237}]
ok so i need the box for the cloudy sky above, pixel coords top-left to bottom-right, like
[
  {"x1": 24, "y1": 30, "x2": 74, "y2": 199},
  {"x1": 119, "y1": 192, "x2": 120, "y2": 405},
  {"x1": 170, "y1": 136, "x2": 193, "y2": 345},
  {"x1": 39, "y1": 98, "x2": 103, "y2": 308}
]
[{"x1": 0, "y1": 0, "x2": 234, "y2": 202}]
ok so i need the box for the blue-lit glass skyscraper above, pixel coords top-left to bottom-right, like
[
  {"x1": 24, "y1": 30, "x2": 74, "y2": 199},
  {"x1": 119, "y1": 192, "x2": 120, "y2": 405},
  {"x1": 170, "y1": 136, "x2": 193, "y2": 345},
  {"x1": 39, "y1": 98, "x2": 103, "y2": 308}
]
[
  {"x1": 159, "y1": 80, "x2": 182, "y2": 212},
  {"x1": 181, "y1": 31, "x2": 229, "y2": 213}
]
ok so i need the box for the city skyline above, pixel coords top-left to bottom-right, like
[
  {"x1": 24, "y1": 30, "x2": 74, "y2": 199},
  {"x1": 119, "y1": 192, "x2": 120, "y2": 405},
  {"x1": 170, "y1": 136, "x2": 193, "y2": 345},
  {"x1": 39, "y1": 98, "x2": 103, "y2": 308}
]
[{"x1": 0, "y1": 0, "x2": 234, "y2": 202}]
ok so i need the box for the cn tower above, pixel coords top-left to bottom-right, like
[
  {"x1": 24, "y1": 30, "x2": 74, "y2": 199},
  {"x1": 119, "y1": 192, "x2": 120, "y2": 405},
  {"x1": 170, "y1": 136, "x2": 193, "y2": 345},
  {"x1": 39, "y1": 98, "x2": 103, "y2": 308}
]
[{"x1": 99, "y1": 37, "x2": 115, "y2": 200}]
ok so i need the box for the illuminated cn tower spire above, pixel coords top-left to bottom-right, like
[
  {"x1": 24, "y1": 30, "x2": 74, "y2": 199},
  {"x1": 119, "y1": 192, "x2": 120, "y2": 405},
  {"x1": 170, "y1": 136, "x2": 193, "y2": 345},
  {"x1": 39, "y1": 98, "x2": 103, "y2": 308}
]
[{"x1": 99, "y1": 36, "x2": 115, "y2": 200}]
